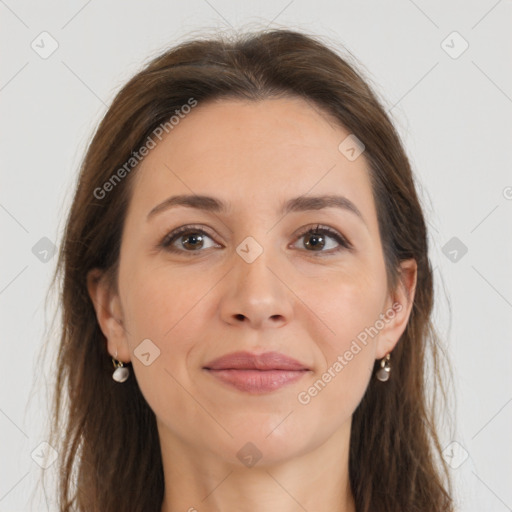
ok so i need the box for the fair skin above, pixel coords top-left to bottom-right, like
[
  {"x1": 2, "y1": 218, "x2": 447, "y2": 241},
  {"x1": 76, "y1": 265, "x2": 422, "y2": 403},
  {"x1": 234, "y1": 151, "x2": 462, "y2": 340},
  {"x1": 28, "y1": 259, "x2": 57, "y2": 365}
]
[{"x1": 88, "y1": 97, "x2": 417, "y2": 512}]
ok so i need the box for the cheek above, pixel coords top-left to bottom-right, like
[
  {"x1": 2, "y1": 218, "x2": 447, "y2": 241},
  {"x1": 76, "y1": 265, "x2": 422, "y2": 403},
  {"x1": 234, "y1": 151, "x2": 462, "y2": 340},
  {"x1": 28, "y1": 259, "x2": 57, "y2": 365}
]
[
  {"x1": 301, "y1": 267, "x2": 384, "y2": 405},
  {"x1": 119, "y1": 276, "x2": 207, "y2": 439},
  {"x1": 308, "y1": 263, "x2": 386, "y2": 349},
  {"x1": 121, "y1": 261, "x2": 211, "y2": 340},
  {"x1": 118, "y1": 239, "x2": 387, "y2": 453},
  {"x1": 117, "y1": 264, "x2": 205, "y2": 406},
  {"x1": 294, "y1": 281, "x2": 379, "y2": 432}
]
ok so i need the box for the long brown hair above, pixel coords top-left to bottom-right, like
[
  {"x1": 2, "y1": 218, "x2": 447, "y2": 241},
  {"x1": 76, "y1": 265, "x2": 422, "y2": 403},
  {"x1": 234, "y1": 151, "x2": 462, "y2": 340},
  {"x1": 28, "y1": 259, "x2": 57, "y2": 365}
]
[{"x1": 40, "y1": 27, "x2": 455, "y2": 511}]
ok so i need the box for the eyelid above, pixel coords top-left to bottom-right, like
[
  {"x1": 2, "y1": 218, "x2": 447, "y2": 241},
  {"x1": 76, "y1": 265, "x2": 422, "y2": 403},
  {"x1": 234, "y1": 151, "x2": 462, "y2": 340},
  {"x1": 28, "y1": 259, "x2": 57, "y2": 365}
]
[
  {"x1": 291, "y1": 224, "x2": 353, "y2": 253},
  {"x1": 159, "y1": 224, "x2": 219, "y2": 250},
  {"x1": 158, "y1": 223, "x2": 353, "y2": 254}
]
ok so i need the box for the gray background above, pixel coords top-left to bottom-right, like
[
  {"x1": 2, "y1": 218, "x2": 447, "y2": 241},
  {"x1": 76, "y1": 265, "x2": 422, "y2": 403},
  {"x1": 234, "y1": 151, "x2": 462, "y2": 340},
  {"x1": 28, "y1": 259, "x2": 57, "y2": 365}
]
[{"x1": 1, "y1": 1, "x2": 511, "y2": 510}]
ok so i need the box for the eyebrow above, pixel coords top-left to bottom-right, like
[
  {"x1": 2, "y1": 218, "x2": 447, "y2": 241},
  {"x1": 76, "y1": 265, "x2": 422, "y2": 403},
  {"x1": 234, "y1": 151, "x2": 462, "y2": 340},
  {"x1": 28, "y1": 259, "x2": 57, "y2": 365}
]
[{"x1": 146, "y1": 193, "x2": 367, "y2": 226}]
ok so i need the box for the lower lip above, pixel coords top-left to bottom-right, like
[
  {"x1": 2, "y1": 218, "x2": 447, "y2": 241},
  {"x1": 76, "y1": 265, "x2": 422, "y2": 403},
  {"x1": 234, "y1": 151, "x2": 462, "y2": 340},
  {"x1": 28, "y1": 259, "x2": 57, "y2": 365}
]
[{"x1": 205, "y1": 369, "x2": 309, "y2": 393}]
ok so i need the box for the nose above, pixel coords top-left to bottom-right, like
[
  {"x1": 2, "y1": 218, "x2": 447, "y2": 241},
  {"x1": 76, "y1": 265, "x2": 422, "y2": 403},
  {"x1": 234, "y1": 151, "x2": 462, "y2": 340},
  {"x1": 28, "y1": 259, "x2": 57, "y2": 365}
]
[{"x1": 218, "y1": 245, "x2": 294, "y2": 330}]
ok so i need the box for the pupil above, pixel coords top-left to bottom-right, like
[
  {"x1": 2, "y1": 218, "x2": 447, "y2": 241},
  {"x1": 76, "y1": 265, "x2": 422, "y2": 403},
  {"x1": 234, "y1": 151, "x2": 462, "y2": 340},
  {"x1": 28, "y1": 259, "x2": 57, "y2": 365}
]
[
  {"x1": 180, "y1": 232, "x2": 327, "y2": 251},
  {"x1": 184, "y1": 233, "x2": 202, "y2": 249},
  {"x1": 306, "y1": 233, "x2": 324, "y2": 250}
]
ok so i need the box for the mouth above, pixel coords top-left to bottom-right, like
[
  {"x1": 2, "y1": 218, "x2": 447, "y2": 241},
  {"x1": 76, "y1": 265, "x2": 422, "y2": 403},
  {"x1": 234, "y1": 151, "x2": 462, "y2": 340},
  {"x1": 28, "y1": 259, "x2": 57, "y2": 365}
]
[
  {"x1": 202, "y1": 351, "x2": 311, "y2": 394},
  {"x1": 204, "y1": 368, "x2": 310, "y2": 393}
]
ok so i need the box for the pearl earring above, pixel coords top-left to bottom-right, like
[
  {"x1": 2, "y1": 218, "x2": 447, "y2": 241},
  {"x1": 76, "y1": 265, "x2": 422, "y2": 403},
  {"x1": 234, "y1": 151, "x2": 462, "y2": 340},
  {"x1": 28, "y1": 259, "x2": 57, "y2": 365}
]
[
  {"x1": 375, "y1": 353, "x2": 391, "y2": 382},
  {"x1": 112, "y1": 348, "x2": 130, "y2": 383}
]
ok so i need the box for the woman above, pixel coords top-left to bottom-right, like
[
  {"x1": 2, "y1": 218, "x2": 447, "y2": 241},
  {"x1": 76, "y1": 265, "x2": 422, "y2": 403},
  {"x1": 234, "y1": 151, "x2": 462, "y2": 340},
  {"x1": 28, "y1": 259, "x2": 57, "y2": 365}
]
[{"x1": 44, "y1": 28, "x2": 454, "y2": 511}]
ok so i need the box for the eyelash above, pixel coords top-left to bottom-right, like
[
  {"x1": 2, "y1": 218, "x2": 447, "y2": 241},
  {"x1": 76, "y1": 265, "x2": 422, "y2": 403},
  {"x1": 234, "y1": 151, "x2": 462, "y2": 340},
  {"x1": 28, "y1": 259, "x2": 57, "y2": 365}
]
[{"x1": 158, "y1": 224, "x2": 353, "y2": 256}]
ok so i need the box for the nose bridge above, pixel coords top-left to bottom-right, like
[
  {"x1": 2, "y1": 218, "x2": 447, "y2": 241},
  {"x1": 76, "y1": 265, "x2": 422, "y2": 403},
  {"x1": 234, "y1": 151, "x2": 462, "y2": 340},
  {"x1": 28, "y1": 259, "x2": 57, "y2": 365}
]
[
  {"x1": 236, "y1": 240, "x2": 279, "y2": 291},
  {"x1": 220, "y1": 231, "x2": 293, "y2": 327}
]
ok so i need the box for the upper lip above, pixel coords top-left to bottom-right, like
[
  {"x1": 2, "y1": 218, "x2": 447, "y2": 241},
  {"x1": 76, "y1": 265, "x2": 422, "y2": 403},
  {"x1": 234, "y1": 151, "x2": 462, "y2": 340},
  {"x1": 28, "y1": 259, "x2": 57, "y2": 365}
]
[{"x1": 203, "y1": 351, "x2": 309, "y2": 371}]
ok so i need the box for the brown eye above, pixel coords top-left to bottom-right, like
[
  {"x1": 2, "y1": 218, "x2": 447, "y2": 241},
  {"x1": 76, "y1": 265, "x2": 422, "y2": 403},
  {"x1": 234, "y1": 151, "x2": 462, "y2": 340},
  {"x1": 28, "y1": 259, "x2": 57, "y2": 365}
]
[
  {"x1": 179, "y1": 232, "x2": 206, "y2": 250},
  {"x1": 160, "y1": 226, "x2": 219, "y2": 253},
  {"x1": 159, "y1": 223, "x2": 352, "y2": 256},
  {"x1": 303, "y1": 231, "x2": 326, "y2": 251},
  {"x1": 293, "y1": 224, "x2": 352, "y2": 254}
]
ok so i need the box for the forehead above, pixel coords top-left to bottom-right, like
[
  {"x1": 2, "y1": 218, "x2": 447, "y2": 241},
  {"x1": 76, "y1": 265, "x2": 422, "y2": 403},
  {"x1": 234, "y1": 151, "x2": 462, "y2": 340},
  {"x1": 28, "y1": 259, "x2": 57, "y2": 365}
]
[{"x1": 127, "y1": 97, "x2": 378, "y2": 230}]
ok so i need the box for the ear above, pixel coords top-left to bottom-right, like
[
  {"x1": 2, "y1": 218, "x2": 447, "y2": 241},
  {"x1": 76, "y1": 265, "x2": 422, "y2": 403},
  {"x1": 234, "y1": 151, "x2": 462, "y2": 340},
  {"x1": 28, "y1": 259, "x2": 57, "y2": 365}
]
[
  {"x1": 375, "y1": 258, "x2": 418, "y2": 359},
  {"x1": 86, "y1": 268, "x2": 131, "y2": 363}
]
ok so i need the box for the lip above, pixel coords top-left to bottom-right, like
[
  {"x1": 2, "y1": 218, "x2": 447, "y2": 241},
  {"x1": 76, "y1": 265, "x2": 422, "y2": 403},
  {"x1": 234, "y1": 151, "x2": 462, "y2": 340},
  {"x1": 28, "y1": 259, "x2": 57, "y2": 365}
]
[
  {"x1": 203, "y1": 351, "x2": 309, "y2": 371},
  {"x1": 203, "y1": 351, "x2": 310, "y2": 394}
]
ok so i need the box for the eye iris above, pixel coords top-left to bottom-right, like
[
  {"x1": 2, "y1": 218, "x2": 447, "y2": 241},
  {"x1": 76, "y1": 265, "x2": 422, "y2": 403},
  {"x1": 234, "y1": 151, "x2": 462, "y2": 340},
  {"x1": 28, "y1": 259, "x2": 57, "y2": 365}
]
[
  {"x1": 304, "y1": 232, "x2": 325, "y2": 251},
  {"x1": 182, "y1": 232, "x2": 204, "y2": 250}
]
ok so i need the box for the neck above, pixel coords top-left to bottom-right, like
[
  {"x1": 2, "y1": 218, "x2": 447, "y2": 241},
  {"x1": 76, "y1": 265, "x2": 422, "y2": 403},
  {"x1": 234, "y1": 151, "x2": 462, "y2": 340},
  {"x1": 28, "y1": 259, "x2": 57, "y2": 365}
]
[{"x1": 159, "y1": 420, "x2": 356, "y2": 512}]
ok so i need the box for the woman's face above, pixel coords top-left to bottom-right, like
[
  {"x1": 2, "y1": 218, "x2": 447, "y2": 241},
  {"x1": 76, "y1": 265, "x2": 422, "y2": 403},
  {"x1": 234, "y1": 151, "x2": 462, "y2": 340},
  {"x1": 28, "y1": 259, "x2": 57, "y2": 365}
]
[{"x1": 89, "y1": 96, "x2": 416, "y2": 466}]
